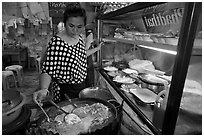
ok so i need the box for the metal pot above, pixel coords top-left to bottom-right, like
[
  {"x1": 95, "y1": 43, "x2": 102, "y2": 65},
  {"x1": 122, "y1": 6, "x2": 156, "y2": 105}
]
[
  {"x1": 2, "y1": 105, "x2": 31, "y2": 135},
  {"x1": 2, "y1": 89, "x2": 26, "y2": 126},
  {"x1": 138, "y1": 74, "x2": 168, "y2": 94},
  {"x1": 36, "y1": 98, "x2": 118, "y2": 135}
]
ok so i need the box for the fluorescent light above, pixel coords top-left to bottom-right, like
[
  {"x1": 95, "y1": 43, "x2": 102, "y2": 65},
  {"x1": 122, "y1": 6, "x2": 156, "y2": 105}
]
[{"x1": 137, "y1": 45, "x2": 177, "y2": 55}]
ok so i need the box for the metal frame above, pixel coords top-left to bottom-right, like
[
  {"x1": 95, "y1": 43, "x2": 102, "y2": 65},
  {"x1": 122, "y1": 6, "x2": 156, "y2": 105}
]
[
  {"x1": 98, "y1": 2, "x2": 165, "y2": 20},
  {"x1": 162, "y1": 2, "x2": 202, "y2": 134}
]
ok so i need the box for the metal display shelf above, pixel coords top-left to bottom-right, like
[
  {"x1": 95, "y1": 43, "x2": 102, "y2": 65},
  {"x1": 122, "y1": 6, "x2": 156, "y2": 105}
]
[
  {"x1": 98, "y1": 2, "x2": 202, "y2": 135},
  {"x1": 102, "y1": 37, "x2": 202, "y2": 56}
]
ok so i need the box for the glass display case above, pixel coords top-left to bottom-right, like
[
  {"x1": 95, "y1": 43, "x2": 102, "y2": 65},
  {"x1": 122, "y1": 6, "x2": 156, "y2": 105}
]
[{"x1": 96, "y1": 2, "x2": 202, "y2": 135}]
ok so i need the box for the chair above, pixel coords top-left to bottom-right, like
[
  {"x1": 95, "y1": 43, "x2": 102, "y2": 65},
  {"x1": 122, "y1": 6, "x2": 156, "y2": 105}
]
[
  {"x1": 2, "y1": 70, "x2": 18, "y2": 91},
  {"x1": 5, "y1": 65, "x2": 24, "y2": 87}
]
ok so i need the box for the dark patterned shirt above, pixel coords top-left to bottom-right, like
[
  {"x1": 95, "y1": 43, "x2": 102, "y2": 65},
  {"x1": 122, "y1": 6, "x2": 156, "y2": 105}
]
[
  {"x1": 42, "y1": 35, "x2": 87, "y2": 84},
  {"x1": 41, "y1": 35, "x2": 87, "y2": 102}
]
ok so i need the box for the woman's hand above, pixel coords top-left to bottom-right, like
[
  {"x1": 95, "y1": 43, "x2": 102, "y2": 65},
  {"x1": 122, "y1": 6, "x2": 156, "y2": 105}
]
[
  {"x1": 96, "y1": 41, "x2": 104, "y2": 51},
  {"x1": 86, "y1": 41, "x2": 104, "y2": 56},
  {"x1": 33, "y1": 89, "x2": 49, "y2": 105}
]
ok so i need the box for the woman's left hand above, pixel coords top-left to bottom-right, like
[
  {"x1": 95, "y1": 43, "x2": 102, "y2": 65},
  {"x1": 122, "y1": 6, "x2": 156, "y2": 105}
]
[{"x1": 97, "y1": 41, "x2": 104, "y2": 51}]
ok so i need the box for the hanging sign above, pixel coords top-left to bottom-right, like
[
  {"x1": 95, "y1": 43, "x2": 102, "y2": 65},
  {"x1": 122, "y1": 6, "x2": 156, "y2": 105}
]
[
  {"x1": 142, "y1": 3, "x2": 185, "y2": 34},
  {"x1": 48, "y1": 2, "x2": 69, "y2": 17}
]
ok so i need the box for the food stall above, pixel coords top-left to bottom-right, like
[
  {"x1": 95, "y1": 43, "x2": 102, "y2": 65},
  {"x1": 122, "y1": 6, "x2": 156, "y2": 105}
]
[
  {"x1": 2, "y1": 2, "x2": 202, "y2": 135},
  {"x1": 96, "y1": 2, "x2": 202, "y2": 135}
]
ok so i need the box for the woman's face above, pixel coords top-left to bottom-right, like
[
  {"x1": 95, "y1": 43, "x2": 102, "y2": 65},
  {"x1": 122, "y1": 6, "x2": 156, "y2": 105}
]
[{"x1": 65, "y1": 16, "x2": 85, "y2": 38}]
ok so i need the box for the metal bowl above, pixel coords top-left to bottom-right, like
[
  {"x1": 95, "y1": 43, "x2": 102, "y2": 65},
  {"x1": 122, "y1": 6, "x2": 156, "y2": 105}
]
[
  {"x1": 140, "y1": 82, "x2": 165, "y2": 94},
  {"x1": 138, "y1": 74, "x2": 168, "y2": 94}
]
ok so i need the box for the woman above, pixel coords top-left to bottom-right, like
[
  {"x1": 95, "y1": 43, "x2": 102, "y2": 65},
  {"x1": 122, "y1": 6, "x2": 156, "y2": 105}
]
[{"x1": 33, "y1": 4, "x2": 102, "y2": 104}]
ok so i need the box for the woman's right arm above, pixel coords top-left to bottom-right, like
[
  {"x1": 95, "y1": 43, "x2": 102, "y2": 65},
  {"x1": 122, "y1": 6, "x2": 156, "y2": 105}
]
[
  {"x1": 39, "y1": 73, "x2": 51, "y2": 90},
  {"x1": 33, "y1": 73, "x2": 51, "y2": 104}
]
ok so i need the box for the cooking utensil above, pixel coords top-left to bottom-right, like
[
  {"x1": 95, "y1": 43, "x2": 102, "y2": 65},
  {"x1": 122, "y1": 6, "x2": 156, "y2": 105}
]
[
  {"x1": 48, "y1": 99, "x2": 70, "y2": 115},
  {"x1": 36, "y1": 102, "x2": 50, "y2": 122},
  {"x1": 138, "y1": 73, "x2": 169, "y2": 94},
  {"x1": 48, "y1": 99, "x2": 74, "y2": 123},
  {"x1": 2, "y1": 89, "x2": 22, "y2": 112},
  {"x1": 2, "y1": 89, "x2": 26, "y2": 126},
  {"x1": 64, "y1": 94, "x2": 77, "y2": 108},
  {"x1": 79, "y1": 87, "x2": 115, "y2": 101},
  {"x1": 3, "y1": 105, "x2": 31, "y2": 135}
]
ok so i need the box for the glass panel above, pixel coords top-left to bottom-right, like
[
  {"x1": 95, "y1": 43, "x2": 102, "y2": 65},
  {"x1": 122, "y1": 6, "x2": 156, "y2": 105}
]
[{"x1": 174, "y1": 12, "x2": 202, "y2": 134}]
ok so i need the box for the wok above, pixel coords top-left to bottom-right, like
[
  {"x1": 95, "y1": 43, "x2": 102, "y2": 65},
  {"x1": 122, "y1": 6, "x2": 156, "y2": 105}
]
[
  {"x1": 79, "y1": 87, "x2": 115, "y2": 101},
  {"x1": 79, "y1": 87, "x2": 123, "y2": 114},
  {"x1": 34, "y1": 98, "x2": 117, "y2": 135}
]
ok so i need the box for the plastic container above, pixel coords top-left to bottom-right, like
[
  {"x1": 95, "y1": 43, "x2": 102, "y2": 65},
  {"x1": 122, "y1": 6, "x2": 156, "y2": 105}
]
[{"x1": 164, "y1": 37, "x2": 178, "y2": 45}]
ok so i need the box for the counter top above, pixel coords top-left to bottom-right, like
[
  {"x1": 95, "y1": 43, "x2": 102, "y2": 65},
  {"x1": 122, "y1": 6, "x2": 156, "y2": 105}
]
[{"x1": 98, "y1": 69, "x2": 202, "y2": 135}]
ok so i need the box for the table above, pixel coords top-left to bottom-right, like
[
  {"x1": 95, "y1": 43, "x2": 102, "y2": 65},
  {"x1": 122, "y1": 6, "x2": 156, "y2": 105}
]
[{"x1": 3, "y1": 47, "x2": 28, "y2": 66}]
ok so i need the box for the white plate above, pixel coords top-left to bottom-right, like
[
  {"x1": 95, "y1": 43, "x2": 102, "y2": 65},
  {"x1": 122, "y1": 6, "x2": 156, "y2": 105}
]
[
  {"x1": 130, "y1": 88, "x2": 157, "y2": 103},
  {"x1": 122, "y1": 68, "x2": 138, "y2": 74},
  {"x1": 145, "y1": 75, "x2": 167, "y2": 84},
  {"x1": 129, "y1": 73, "x2": 139, "y2": 79},
  {"x1": 143, "y1": 68, "x2": 165, "y2": 75},
  {"x1": 107, "y1": 71, "x2": 121, "y2": 77},
  {"x1": 113, "y1": 76, "x2": 135, "y2": 84},
  {"x1": 121, "y1": 84, "x2": 139, "y2": 92},
  {"x1": 103, "y1": 66, "x2": 118, "y2": 71},
  {"x1": 120, "y1": 88, "x2": 130, "y2": 93}
]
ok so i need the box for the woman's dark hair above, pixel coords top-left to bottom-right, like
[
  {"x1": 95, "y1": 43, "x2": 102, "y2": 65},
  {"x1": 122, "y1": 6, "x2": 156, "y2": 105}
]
[{"x1": 63, "y1": 3, "x2": 87, "y2": 25}]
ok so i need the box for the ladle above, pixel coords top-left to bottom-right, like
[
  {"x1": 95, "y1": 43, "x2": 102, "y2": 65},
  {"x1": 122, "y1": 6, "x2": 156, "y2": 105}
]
[
  {"x1": 36, "y1": 102, "x2": 51, "y2": 122},
  {"x1": 48, "y1": 99, "x2": 81, "y2": 122}
]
